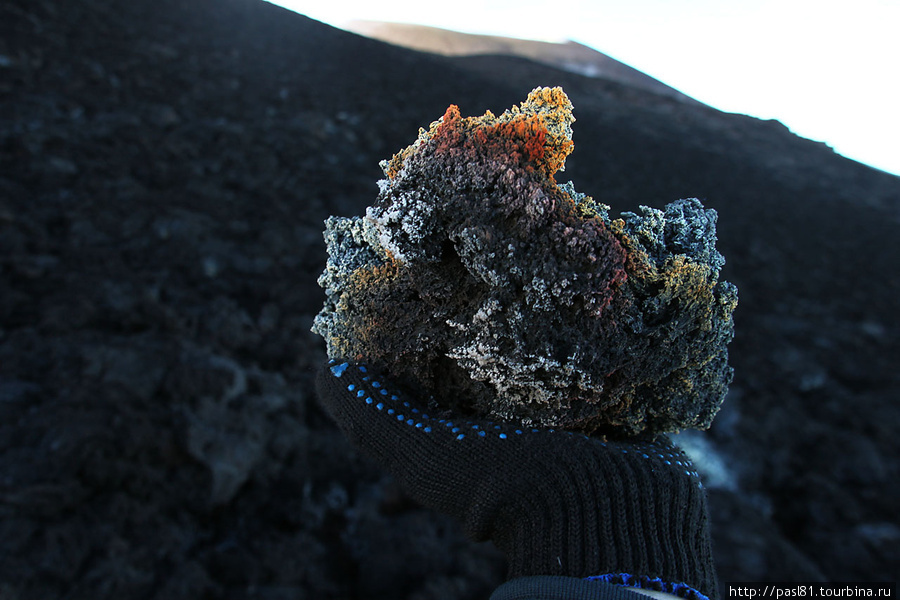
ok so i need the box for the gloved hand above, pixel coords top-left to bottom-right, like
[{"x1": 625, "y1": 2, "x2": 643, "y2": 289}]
[{"x1": 316, "y1": 360, "x2": 719, "y2": 600}]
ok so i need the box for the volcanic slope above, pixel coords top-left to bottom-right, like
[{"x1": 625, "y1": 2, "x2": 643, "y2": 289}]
[{"x1": 1, "y1": 0, "x2": 898, "y2": 597}]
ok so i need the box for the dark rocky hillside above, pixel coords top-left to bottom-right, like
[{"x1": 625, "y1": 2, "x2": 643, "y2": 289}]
[{"x1": 1, "y1": 0, "x2": 898, "y2": 597}]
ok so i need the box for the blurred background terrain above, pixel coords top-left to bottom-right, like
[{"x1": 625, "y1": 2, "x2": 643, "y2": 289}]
[{"x1": 1, "y1": 0, "x2": 898, "y2": 598}]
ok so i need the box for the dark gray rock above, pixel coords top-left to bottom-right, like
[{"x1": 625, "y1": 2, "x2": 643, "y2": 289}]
[{"x1": 313, "y1": 89, "x2": 737, "y2": 435}]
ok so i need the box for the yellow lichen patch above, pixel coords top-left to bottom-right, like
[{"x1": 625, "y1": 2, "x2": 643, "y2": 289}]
[
  {"x1": 381, "y1": 145, "x2": 414, "y2": 180},
  {"x1": 473, "y1": 114, "x2": 562, "y2": 177},
  {"x1": 322, "y1": 332, "x2": 354, "y2": 362},
  {"x1": 607, "y1": 219, "x2": 655, "y2": 278},
  {"x1": 347, "y1": 255, "x2": 401, "y2": 290},
  {"x1": 338, "y1": 258, "x2": 408, "y2": 357},
  {"x1": 506, "y1": 86, "x2": 576, "y2": 167},
  {"x1": 609, "y1": 223, "x2": 720, "y2": 331},
  {"x1": 380, "y1": 87, "x2": 575, "y2": 180},
  {"x1": 481, "y1": 87, "x2": 575, "y2": 177},
  {"x1": 658, "y1": 256, "x2": 717, "y2": 317}
]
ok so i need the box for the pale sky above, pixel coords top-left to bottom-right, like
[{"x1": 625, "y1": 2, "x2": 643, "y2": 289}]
[{"x1": 268, "y1": 0, "x2": 900, "y2": 177}]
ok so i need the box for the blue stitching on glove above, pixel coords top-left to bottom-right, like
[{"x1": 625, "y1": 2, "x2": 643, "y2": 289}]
[
  {"x1": 330, "y1": 362, "x2": 349, "y2": 377},
  {"x1": 585, "y1": 573, "x2": 710, "y2": 600},
  {"x1": 330, "y1": 365, "x2": 711, "y2": 479}
]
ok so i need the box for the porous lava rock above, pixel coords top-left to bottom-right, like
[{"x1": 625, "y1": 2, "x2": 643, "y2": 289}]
[{"x1": 313, "y1": 87, "x2": 737, "y2": 435}]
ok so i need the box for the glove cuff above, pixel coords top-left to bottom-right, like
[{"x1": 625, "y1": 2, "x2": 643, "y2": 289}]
[{"x1": 489, "y1": 437, "x2": 718, "y2": 599}]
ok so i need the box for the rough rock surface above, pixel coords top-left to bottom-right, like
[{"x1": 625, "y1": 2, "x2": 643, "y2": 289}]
[
  {"x1": 2, "y1": 0, "x2": 898, "y2": 597},
  {"x1": 314, "y1": 88, "x2": 737, "y2": 435}
]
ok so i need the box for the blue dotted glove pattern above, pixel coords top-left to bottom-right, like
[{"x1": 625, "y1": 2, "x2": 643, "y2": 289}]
[
  {"x1": 327, "y1": 359, "x2": 703, "y2": 486},
  {"x1": 318, "y1": 359, "x2": 719, "y2": 597}
]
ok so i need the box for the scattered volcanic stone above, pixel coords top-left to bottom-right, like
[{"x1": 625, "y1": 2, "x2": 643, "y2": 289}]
[{"x1": 313, "y1": 87, "x2": 738, "y2": 436}]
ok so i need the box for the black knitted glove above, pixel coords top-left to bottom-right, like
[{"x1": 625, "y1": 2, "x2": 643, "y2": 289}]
[{"x1": 316, "y1": 360, "x2": 719, "y2": 600}]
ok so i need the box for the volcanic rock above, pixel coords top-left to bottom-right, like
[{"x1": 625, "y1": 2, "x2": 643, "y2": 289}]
[{"x1": 313, "y1": 87, "x2": 737, "y2": 435}]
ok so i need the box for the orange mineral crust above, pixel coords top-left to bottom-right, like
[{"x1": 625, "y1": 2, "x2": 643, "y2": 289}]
[{"x1": 313, "y1": 87, "x2": 737, "y2": 436}]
